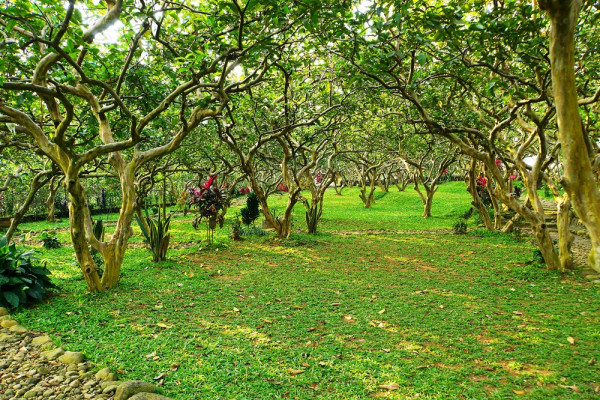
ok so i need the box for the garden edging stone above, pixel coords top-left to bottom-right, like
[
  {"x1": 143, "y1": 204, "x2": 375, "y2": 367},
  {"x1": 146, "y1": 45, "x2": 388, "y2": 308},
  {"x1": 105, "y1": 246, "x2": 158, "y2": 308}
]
[{"x1": 0, "y1": 311, "x2": 176, "y2": 400}]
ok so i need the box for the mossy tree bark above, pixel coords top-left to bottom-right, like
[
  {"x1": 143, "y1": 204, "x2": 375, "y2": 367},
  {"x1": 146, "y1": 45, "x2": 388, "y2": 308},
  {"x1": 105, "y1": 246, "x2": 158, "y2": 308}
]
[{"x1": 539, "y1": 0, "x2": 600, "y2": 272}]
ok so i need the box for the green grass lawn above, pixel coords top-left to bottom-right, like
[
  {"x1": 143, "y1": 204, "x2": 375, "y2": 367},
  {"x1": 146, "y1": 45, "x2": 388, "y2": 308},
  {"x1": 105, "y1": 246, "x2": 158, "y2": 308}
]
[{"x1": 10, "y1": 182, "x2": 600, "y2": 399}]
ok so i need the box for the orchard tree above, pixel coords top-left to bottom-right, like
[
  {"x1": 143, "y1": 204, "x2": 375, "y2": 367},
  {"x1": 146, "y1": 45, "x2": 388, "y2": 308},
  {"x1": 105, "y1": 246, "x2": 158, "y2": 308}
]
[{"x1": 0, "y1": 0, "x2": 319, "y2": 290}]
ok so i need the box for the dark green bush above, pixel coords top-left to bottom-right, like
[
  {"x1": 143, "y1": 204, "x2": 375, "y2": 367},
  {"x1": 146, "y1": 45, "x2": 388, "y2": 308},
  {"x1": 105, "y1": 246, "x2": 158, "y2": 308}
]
[
  {"x1": 241, "y1": 192, "x2": 260, "y2": 227},
  {"x1": 452, "y1": 219, "x2": 468, "y2": 234},
  {"x1": 0, "y1": 236, "x2": 57, "y2": 309}
]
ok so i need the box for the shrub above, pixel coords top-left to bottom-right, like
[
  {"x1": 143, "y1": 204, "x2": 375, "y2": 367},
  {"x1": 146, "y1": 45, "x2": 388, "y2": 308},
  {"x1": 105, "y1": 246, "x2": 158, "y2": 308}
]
[
  {"x1": 241, "y1": 192, "x2": 260, "y2": 227},
  {"x1": 189, "y1": 175, "x2": 230, "y2": 244},
  {"x1": 40, "y1": 231, "x2": 61, "y2": 249},
  {"x1": 277, "y1": 182, "x2": 289, "y2": 192},
  {"x1": 136, "y1": 211, "x2": 171, "y2": 262},
  {"x1": 0, "y1": 237, "x2": 57, "y2": 309},
  {"x1": 230, "y1": 213, "x2": 243, "y2": 241},
  {"x1": 452, "y1": 219, "x2": 468, "y2": 234}
]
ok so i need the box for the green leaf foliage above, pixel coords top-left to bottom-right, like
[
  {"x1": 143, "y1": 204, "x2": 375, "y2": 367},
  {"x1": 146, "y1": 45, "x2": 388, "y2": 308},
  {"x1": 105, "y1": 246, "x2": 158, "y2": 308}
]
[
  {"x1": 0, "y1": 236, "x2": 57, "y2": 309},
  {"x1": 136, "y1": 212, "x2": 171, "y2": 262}
]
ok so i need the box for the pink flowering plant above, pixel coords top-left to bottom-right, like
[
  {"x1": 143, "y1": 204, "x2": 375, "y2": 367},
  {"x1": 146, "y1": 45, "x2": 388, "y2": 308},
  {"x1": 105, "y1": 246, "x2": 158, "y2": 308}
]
[
  {"x1": 189, "y1": 175, "x2": 230, "y2": 244},
  {"x1": 277, "y1": 181, "x2": 289, "y2": 192}
]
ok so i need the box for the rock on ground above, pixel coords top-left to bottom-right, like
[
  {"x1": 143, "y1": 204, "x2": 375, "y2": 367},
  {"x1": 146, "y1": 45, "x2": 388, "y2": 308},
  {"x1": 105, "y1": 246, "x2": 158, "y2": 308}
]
[{"x1": 0, "y1": 317, "x2": 176, "y2": 400}]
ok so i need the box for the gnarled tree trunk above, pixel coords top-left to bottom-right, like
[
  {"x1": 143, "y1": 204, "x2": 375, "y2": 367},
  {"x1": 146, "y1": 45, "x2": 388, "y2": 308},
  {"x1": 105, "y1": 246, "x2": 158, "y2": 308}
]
[{"x1": 539, "y1": 0, "x2": 600, "y2": 272}]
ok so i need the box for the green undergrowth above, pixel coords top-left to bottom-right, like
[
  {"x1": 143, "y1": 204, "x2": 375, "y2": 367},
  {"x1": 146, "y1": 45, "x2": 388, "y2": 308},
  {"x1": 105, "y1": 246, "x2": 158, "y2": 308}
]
[{"x1": 10, "y1": 182, "x2": 600, "y2": 399}]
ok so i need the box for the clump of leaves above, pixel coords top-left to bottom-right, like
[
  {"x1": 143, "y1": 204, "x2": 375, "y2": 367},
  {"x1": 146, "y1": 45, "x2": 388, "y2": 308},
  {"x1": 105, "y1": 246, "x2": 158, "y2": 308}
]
[
  {"x1": 240, "y1": 192, "x2": 260, "y2": 227},
  {"x1": 452, "y1": 219, "x2": 468, "y2": 234},
  {"x1": 40, "y1": 231, "x2": 61, "y2": 249},
  {"x1": 242, "y1": 227, "x2": 267, "y2": 237},
  {"x1": 136, "y1": 210, "x2": 171, "y2": 262},
  {"x1": 532, "y1": 249, "x2": 545, "y2": 265},
  {"x1": 0, "y1": 237, "x2": 57, "y2": 309},
  {"x1": 189, "y1": 175, "x2": 230, "y2": 244}
]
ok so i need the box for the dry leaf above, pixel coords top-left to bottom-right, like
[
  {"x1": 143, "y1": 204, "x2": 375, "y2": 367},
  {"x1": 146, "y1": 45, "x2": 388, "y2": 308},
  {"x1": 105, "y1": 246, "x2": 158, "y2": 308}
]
[
  {"x1": 293, "y1": 305, "x2": 304, "y2": 309},
  {"x1": 558, "y1": 384, "x2": 579, "y2": 392},
  {"x1": 233, "y1": 307, "x2": 240, "y2": 313},
  {"x1": 513, "y1": 311, "x2": 523, "y2": 316},
  {"x1": 567, "y1": 336, "x2": 575, "y2": 345},
  {"x1": 378, "y1": 383, "x2": 400, "y2": 391},
  {"x1": 512, "y1": 389, "x2": 526, "y2": 395},
  {"x1": 187, "y1": 272, "x2": 194, "y2": 278},
  {"x1": 331, "y1": 302, "x2": 341, "y2": 306},
  {"x1": 342, "y1": 315, "x2": 354, "y2": 323},
  {"x1": 378, "y1": 309, "x2": 386, "y2": 314},
  {"x1": 157, "y1": 322, "x2": 171, "y2": 329},
  {"x1": 169, "y1": 364, "x2": 179, "y2": 371},
  {"x1": 153, "y1": 372, "x2": 168, "y2": 381},
  {"x1": 145, "y1": 351, "x2": 156, "y2": 359},
  {"x1": 309, "y1": 382, "x2": 319, "y2": 391},
  {"x1": 307, "y1": 327, "x2": 316, "y2": 332},
  {"x1": 287, "y1": 369, "x2": 305, "y2": 375},
  {"x1": 301, "y1": 362, "x2": 310, "y2": 367},
  {"x1": 261, "y1": 318, "x2": 273, "y2": 324}
]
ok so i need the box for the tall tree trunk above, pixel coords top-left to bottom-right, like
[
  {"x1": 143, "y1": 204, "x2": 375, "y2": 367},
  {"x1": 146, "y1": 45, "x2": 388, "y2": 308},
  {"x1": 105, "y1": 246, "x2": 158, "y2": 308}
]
[
  {"x1": 66, "y1": 174, "x2": 103, "y2": 292},
  {"x1": 423, "y1": 189, "x2": 434, "y2": 218},
  {"x1": 540, "y1": 1, "x2": 600, "y2": 272},
  {"x1": 557, "y1": 195, "x2": 574, "y2": 271},
  {"x1": 46, "y1": 176, "x2": 61, "y2": 222},
  {"x1": 467, "y1": 160, "x2": 494, "y2": 231},
  {"x1": 99, "y1": 166, "x2": 136, "y2": 288}
]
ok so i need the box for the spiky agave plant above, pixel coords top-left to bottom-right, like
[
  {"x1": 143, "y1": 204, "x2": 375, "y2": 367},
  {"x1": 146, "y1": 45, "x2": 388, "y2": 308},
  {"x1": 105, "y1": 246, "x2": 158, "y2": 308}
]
[{"x1": 135, "y1": 209, "x2": 172, "y2": 262}]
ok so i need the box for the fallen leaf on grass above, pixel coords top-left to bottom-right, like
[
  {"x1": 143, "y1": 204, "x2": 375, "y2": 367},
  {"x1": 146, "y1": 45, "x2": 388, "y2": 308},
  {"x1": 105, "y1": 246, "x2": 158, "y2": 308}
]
[
  {"x1": 309, "y1": 382, "x2": 319, "y2": 391},
  {"x1": 261, "y1": 318, "x2": 273, "y2": 324},
  {"x1": 156, "y1": 322, "x2": 171, "y2": 329},
  {"x1": 287, "y1": 369, "x2": 305, "y2": 375},
  {"x1": 512, "y1": 389, "x2": 526, "y2": 395},
  {"x1": 513, "y1": 311, "x2": 523, "y2": 316},
  {"x1": 169, "y1": 364, "x2": 179, "y2": 371},
  {"x1": 567, "y1": 336, "x2": 575, "y2": 345},
  {"x1": 307, "y1": 327, "x2": 316, "y2": 332},
  {"x1": 145, "y1": 351, "x2": 156, "y2": 359},
  {"x1": 342, "y1": 315, "x2": 355, "y2": 323},
  {"x1": 153, "y1": 372, "x2": 168, "y2": 381},
  {"x1": 378, "y1": 383, "x2": 400, "y2": 391},
  {"x1": 233, "y1": 307, "x2": 240, "y2": 313},
  {"x1": 331, "y1": 302, "x2": 341, "y2": 306},
  {"x1": 558, "y1": 384, "x2": 579, "y2": 392},
  {"x1": 378, "y1": 309, "x2": 386, "y2": 314},
  {"x1": 301, "y1": 362, "x2": 310, "y2": 368}
]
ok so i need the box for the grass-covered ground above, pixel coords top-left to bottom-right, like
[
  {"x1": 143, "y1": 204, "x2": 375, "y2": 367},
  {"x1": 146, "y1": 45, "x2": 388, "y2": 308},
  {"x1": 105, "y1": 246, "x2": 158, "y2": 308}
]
[{"x1": 10, "y1": 182, "x2": 600, "y2": 399}]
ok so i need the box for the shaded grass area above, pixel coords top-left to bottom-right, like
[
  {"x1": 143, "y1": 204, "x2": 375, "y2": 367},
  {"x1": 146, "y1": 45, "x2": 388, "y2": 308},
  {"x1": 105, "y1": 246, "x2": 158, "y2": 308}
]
[{"x1": 11, "y1": 182, "x2": 600, "y2": 399}]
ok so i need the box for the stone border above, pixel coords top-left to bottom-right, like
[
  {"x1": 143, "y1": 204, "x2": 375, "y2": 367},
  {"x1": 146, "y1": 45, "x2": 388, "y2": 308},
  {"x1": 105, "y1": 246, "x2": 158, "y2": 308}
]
[{"x1": 0, "y1": 307, "x2": 175, "y2": 400}]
